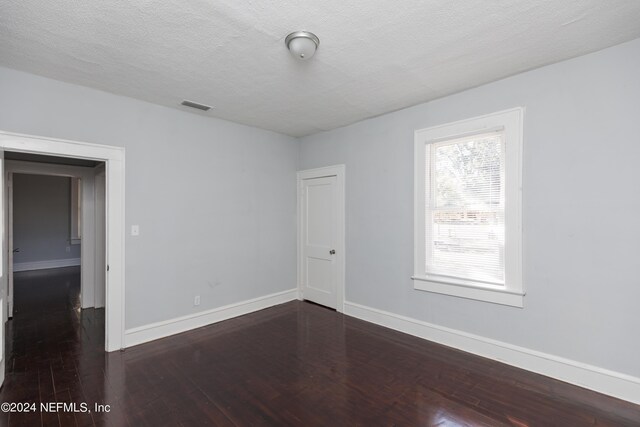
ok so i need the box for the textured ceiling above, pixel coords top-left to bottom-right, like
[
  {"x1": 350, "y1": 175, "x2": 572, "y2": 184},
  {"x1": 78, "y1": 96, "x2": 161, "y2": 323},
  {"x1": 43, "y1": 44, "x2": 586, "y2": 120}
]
[{"x1": 1, "y1": 1, "x2": 640, "y2": 137}]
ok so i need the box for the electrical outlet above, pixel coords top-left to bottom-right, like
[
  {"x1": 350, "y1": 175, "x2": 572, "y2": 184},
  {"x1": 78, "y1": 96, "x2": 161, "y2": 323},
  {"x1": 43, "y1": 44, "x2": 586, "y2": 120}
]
[
  {"x1": 194, "y1": 295, "x2": 201, "y2": 306},
  {"x1": 66, "y1": 246, "x2": 71, "y2": 253},
  {"x1": 131, "y1": 225, "x2": 140, "y2": 236}
]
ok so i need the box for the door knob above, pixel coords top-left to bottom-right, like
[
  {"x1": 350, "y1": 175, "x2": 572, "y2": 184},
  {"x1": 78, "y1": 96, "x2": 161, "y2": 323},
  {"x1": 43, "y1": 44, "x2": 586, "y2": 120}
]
[{"x1": 329, "y1": 249, "x2": 336, "y2": 255}]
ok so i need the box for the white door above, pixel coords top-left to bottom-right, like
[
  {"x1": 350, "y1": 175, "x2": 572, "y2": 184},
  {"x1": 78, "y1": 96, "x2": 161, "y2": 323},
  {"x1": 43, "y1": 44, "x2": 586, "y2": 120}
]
[
  {"x1": 301, "y1": 175, "x2": 339, "y2": 309},
  {"x1": 0, "y1": 150, "x2": 6, "y2": 387}
]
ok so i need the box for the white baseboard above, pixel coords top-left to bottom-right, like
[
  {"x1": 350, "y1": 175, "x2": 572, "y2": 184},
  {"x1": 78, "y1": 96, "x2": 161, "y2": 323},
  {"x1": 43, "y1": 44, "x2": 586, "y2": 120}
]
[
  {"x1": 125, "y1": 289, "x2": 299, "y2": 348},
  {"x1": 13, "y1": 258, "x2": 81, "y2": 272},
  {"x1": 344, "y1": 301, "x2": 640, "y2": 405}
]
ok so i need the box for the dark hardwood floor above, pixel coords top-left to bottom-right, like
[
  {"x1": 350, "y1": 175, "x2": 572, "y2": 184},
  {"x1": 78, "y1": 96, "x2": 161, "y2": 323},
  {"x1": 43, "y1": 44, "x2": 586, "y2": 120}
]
[{"x1": 1, "y1": 267, "x2": 639, "y2": 426}]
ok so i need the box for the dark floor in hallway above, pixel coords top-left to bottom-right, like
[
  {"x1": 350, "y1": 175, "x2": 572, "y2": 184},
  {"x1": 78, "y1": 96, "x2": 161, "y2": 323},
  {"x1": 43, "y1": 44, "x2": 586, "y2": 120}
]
[{"x1": 1, "y1": 267, "x2": 639, "y2": 426}]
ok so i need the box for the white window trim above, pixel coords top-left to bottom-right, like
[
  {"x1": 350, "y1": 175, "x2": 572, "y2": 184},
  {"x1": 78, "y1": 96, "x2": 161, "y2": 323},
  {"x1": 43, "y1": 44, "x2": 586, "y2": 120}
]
[{"x1": 413, "y1": 108, "x2": 524, "y2": 307}]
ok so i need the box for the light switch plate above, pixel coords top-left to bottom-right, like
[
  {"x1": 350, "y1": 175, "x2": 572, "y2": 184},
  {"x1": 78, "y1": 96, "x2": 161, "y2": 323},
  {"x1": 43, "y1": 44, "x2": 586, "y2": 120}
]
[{"x1": 131, "y1": 225, "x2": 140, "y2": 236}]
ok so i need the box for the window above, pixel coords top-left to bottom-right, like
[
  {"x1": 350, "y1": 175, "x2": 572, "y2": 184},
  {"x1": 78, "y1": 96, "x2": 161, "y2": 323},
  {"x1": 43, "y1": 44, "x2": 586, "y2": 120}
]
[{"x1": 413, "y1": 108, "x2": 524, "y2": 307}]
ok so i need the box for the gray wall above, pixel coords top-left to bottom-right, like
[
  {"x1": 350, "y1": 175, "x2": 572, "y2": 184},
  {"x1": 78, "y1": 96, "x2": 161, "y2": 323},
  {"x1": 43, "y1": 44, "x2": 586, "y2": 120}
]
[
  {"x1": 13, "y1": 174, "x2": 81, "y2": 264},
  {"x1": 299, "y1": 38, "x2": 640, "y2": 378},
  {"x1": 0, "y1": 66, "x2": 299, "y2": 329}
]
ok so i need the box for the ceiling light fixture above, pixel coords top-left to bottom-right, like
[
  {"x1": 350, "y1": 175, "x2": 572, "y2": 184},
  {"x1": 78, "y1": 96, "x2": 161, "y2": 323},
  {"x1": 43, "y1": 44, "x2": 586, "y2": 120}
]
[{"x1": 285, "y1": 31, "x2": 320, "y2": 60}]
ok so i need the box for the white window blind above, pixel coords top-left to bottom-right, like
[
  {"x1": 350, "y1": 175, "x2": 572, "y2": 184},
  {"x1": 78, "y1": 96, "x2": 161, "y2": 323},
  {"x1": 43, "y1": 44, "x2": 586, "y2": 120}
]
[{"x1": 425, "y1": 131, "x2": 505, "y2": 285}]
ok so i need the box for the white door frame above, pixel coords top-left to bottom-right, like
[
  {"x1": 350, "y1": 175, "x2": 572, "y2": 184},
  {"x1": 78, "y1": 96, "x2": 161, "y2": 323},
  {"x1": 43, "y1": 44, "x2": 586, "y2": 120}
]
[
  {"x1": 297, "y1": 165, "x2": 345, "y2": 312},
  {"x1": 0, "y1": 131, "x2": 125, "y2": 352},
  {"x1": 6, "y1": 160, "x2": 98, "y2": 315}
]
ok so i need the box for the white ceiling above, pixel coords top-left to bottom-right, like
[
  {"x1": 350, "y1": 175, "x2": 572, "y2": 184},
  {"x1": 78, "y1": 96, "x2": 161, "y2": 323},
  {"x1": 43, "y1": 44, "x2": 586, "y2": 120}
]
[{"x1": 1, "y1": 1, "x2": 640, "y2": 137}]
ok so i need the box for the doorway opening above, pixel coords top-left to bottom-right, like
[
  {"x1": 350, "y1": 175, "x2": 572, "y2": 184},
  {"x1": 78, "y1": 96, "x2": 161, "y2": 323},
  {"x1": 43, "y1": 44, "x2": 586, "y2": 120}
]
[
  {"x1": 7, "y1": 155, "x2": 106, "y2": 322},
  {"x1": 5, "y1": 157, "x2": 107, "y2": 400},
  {"x1": 0, "y1": 131, "x2": 125, "y2": 358}
]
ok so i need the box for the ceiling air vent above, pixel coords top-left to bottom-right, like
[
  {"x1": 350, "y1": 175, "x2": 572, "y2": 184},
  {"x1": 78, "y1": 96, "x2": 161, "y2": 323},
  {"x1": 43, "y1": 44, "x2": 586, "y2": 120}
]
[{"x1": 181, "y1": 100, "x2": 212, "y2": 111}]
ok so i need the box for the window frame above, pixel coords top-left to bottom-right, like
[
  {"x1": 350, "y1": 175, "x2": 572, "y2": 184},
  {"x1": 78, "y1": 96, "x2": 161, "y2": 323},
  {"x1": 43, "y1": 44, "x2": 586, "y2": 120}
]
[{"x1": 413, "y1": 108, "x2": 524, "y2": 307}]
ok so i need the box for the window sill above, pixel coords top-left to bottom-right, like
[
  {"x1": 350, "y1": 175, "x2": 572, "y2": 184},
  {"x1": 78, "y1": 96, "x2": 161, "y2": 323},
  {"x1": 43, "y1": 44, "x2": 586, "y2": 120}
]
[
  {"x1": 70, "y1": 239, "x2": 81, "y2": 245},
  {"x1": 411, "y1": 275, "x2": 524, "y2": 308}
]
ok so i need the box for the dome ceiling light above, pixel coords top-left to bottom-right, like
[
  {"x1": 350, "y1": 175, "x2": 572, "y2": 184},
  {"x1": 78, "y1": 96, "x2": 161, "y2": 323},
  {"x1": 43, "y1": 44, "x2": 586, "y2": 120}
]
[{"x1": 285, "y1": 31, "x2": 320, "y2": 60}]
